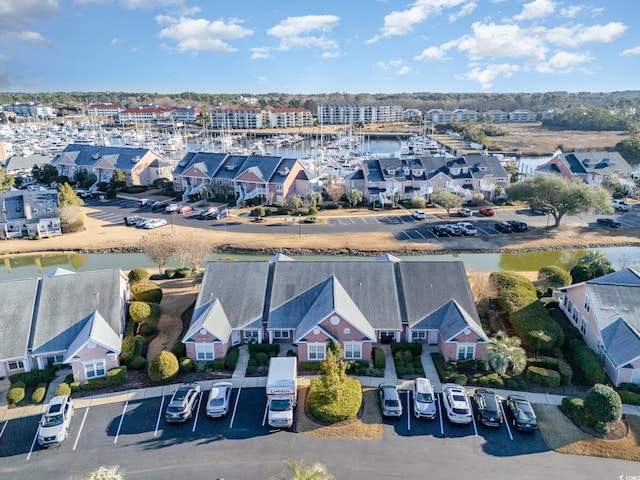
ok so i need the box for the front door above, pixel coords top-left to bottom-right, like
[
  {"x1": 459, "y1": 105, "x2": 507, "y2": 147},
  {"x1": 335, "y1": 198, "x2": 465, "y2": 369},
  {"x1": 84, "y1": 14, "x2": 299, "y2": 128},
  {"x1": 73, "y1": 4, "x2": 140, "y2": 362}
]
[
  {"x1": 232, "y1": 330, "x2": 241, "y2": 345},
  {"x1": 427, "y1": 330, "x2": 439, "y2": 345}
]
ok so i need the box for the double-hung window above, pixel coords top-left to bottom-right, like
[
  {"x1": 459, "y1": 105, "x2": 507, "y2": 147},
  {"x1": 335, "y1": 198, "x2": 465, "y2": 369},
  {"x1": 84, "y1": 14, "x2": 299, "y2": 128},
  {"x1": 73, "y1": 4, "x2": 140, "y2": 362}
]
[
  {"x1": 195, "y1": 343, "x2": 214, "y2": 361},
  {"x1": 344, "y1": 342, "x2": 362, "y2": 360},
  {"x1": 84, "y1": 360, "x2": 106, "y2": 379},
  {"x1": 308, "y1": 343, "x2": 326, "y2": 361},
  {"x1": 457, "y1": 344, "x2": 475, "y2": 360}
]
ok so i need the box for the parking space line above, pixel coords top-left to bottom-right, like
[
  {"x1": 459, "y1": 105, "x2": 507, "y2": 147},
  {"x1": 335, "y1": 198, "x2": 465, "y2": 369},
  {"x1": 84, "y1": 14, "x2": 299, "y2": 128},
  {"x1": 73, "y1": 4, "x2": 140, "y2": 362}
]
[
  {"x1": 437, "y1": 394, "x2": 444, "y2": 436},
  {"x1": 262, "y1": 404, "x2": 269, "y2": 427},
  {"x1": 0, "y1": 421, "x2": 6, "y2": 440},
  {"x1": 413, "y1": 229, "x2": 425, "y2": 239},
  {"x1": 501, "y1": 403, "x2": 514, "y2": 441},
  {"x1": 401, "y1": 231, "x2": 412, "y2": 239},
  {"x1": 229, "y1": 387, "x2": 241, "y2": 428},
  {"x1": 471, "y1": 411, "x2": 479, "y2": 437},
  {"x1": 154, "y1": 395, "x2": 165, "y2": 437},
  {"x1": 73, "y1": 407, "x2": 90, "y2": 450},
  {"x1": 406, "y1": 392, "x2": 411, "y2": 431},
  {"x1": 113, "y1": 401, "x2": 128, "y2": 444},
  {"x1": 192, "y1": 392, "x2": 204, "y2": 432},
  {"x1": 26, "y1": 427, "x2": 39, "y2": 460}
]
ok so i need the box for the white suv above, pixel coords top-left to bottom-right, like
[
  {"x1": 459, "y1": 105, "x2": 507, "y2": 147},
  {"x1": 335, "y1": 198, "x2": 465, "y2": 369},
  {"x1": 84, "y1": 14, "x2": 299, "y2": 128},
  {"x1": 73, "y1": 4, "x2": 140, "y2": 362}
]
[
  {"x1": 412, "y1": 210, "x2": 427, "y2": 219},
  {"x1": 612, "y1": 199, "x2": 630, "y2": 211},
  {"x1": 457, "y1": 222, "x2": 478, "y2": 236},
  {"x1": 441, "y1": 383, "x2": 472, "y2": 424},
  {"x1": 413, "y1": 378, "x2": 437, "y2": 419},
  {"x1": 37, "y1": 395, "x2": 74, "y2": 446}
]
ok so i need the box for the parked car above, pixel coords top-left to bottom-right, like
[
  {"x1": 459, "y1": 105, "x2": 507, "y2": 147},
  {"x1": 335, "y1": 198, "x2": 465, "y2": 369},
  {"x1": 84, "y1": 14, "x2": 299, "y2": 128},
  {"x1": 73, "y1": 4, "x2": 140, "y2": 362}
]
[
  {"x1": 597, "y1": 218, "x2": 621, "y2": 228},
  {"x1": 139, "y1": 198, "x2": 152, "y2": 207},
  {"x1": 441, "y1": 383, "x2": 472, "y2": 424},
  {"x1": 165, "y1": 383, "x2": 202, "y2": 422},
  {"x1": 206, "y1": 381, "x2": 233, "y2": 418},
  {"x1": 151, "y1": 200, "x2": 170, "y2": 210},
  {"x1": 37, "y1": 395, "x2": 74, "y2": 446},
  {"x1": 211, "y1": 209, "x2": 230, "y2": 220},
  {"x1": 177, "y1": 204, "x2": 193, "y2": 214},
  {"x1": 505, "y1": 394, "x2": 538, "y2": 431},
  {"x1": 412, "y1": 210, "x2": 427, "y2": 219},
  {"x1": 457, "y1": 208, "x2": 473, "y2": 217},
  {"x1": 431, "y1": 225, "x2": 449, "y2": 237},
  {"x1": 530, "y1": 204, "x2": 552, "y2": 215},
  {"x1": 443, "y1": 224, "x2": 462, "y2": 236},
  {"x1": 612, "y1": 199, "x2": 630, "y2": 212},
  {"x1": 165, "y1": 203, "x2": 179, "y2": 212},
  {"x1": 413, "y1": 378, "x2": 437, "y2": 419},
  {"x1": 378, "y1": 383, "x2": 402, "y2": 418},
  {"x1": 507, "y1": 220, "x2": 528, "y2": 232},
  {"x1": 479, "y1": 208, "x2": 496, "y2": 217},
  {"x1": 494, "y1": 221, "x2": 513, "y2": 233},
  {"x1": 124, "y1": 215, "x2": 144, "y2": 226},
  {"x1": 472, "y1": 389, "x2": 503, "y2": 427},
  {"x1": 457, "y1": 221, "x2": 478, "y2": 236},
  {"x1": 135, "y1": 217, "x2": 152, "y2": 228},
  {"x1": 143, "y1": 218, "x2": 168, "y2": 229}
]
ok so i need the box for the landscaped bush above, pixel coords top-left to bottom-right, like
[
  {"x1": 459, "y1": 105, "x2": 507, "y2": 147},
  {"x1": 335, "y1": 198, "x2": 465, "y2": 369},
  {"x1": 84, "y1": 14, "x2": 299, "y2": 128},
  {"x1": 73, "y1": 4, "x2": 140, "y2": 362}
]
[
  {"x1": 618, "y1": 390, "x2": 640, "y2": 405},
  {"x1": 54, "y1": 383, "x2": 71, "y2": 396},
  {"x1": 490, "y1": 271, "x2": 564, "y2": 349},
  {"x1": 179, "y1": 357, "x2": 193, "y2": 373},
  {"x1": 224, "y1": 346, "x2": 240, "y2": 371},
  {"x1": 390, "y1": 342, "x2": 422, "y2": 356},
  {"x1": 246, "y1": 365, "x2": 256, "y2": 376},
  {"x1": 584, "y1": 384, "x2": 622, "y2": 427},
  {"x1": 470, "y1": 373, "x2": 505, "y2": 388},
  {"x1": 373, "y1": 347, "x2": 386, "y2": 370},
  {"x1": 525, "y1": 366, "x2": 561, "y2": 388},
  {"x1": 527, "y1": 356, "x2": 573, "y2": 385},
  {"x1": 308, "y1": 377, "x2": 362, "y2": 423},
  {"x1": 31, "y1": 383, "x2": 47, "y2": 404},
  {"x1": 120, "y1": 335, "x2": 144, "y2": 365},
  {"x1": 171, "y1": 341, "x2": 186, "y2": 358},
  {"x1": 164, "y1": 268, "x2": 176, "y2": 279},
  {"x1": 7, "y1": 383, "x2": 26, "y2": 404},
  {"x1": 619, "y1": 383, "x2": 640, "y2": 394},
  {"x1": 105, "y1": 188, "x2": 117, "y2": 199},
  {"x1": 248, "y1": 343, "x2": 280, "y2": 356},
  {"x1": 138, "y1": 323, "x2": 158, "y2": 336},
  {"x1": 248, "y1": 358, "x2": 257, "y2": 367},
  {"x1": 212, "y1": 359, "x2": 226, "y2": 371},
  {"x1": 561, "y1": 396, "x2": 588, "y2": 424},
  {"x1": 504, "y1": 378, "x2": 521, "y2": 390},
  {"x1": 9, "y1": 368, "x2": 55, "y2": 388},
  {"x1": 106, "y1": 366, "x2": 127, "y2": 386},
  {"x1": 174, "y1": 267, "x2": 192, "y2": 278},
  {"x1": 569, "y1": 340, "x2": 606, "y2": 385},
  {"x1": 298, "y1": 361, "x2": 322, "y2": 373},
  {"x1": 70, "y1": 382, "x2": 81, "y2": 393},
  {"x1": 83, "y1": 378, "x2": 108, "y2": 390},
  {"x1": 538, "y1": 266, "x2": 572, "y2": 288},
  {"x1": 254, "y1": 352, "x2": 268, "y2": 365},
  {"x1": 129, "y1": 301, "x2": 161, "y2": 323},
  {"x1": 129, "y1": 356, "x2": 147, "y2": 370},
  {"x1": 128, "y1": 267, "x2": 150, "y2": 285},
  {"x1": 130, "y1": 282, "x2": 163, "y2": 304},
  {"x1": 148, "y1": 350, "x2": 179, "y2": 383},
  {"x1": 348, "y1": 360, "x2": 370, "y2": 376}
]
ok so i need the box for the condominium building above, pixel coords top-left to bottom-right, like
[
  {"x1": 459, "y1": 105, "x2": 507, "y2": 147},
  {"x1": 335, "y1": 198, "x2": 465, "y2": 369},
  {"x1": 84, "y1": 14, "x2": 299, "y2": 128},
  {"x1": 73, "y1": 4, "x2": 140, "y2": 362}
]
[
  {"x1": 2, "y1": 102, "x2": 55, "y2": 119},
  {"x1": 210, "y1": 108, "x2": 263, "y2": 130}
]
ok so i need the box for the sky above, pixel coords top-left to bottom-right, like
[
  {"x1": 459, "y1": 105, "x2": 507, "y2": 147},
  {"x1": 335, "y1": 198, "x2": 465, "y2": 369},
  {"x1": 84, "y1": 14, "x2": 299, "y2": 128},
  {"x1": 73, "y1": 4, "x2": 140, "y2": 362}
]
[{"x1": 0, "y1": 0, "x2": 638, "y2": 94}]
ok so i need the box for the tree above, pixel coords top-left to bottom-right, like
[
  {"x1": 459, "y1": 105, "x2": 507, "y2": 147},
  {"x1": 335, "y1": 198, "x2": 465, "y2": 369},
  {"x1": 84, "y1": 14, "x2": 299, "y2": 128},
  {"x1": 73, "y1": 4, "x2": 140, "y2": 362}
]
[
  {"x1": 0, "y1": 167, "x2": 15, "y2": 191},
  {"x1": 109, "y1": 169, "x2": 127, "y2": 191},
  {"x1": 323, "y1": 174, "x2": 344, "y2": 203},
  {"x1": 58, "y1": 182, "x2": 84, "y2": 206},
  {"x1": 287, "y1": 194, "x2": 303, "y2": 213},
  {"x1": 85, "y1": 465, "x2": 123, "y2": 480},
  {"x1": 32, "y1": 164, "x2": 58, "y2": 185},
  {"x1": 148, "y1": 350, "x2": 179, "y2": 383},
  {"x1": 584, "y1": 384, "x2": 622, "y2": 431},
  {"x1": 483, "y1": 331, "x2": 527, "y2": 376},
  {"x1": 307, "y1": 191, "x2": 322, "y2": 208},
  {"x1": 346, "y1": 188, "x2": 363, "y2": 208},
  {"x1": 537, "y1": 265, "x2": 572, "y2": 288},
  {"x1": 320, "y1": 341, "x2": 350, "y2": 401},
  {"x1": 139, "y1": 232, "x2": 176, "y2": 274},
  {"x1": 172, "y1": 234, "x2": 211, "y2": 271},
  {"x1": 578, "y1": 251, "x2": 615, "y2": 279},
  {"x1": 270, "y1": 459, "x2": 335, "y2": 480},
  {"x1": 506, "y1": 174, "x2": 612, "y2": 227},
  {"x1": 431, "y1": 189, "x2": 463, "y2": 215}
]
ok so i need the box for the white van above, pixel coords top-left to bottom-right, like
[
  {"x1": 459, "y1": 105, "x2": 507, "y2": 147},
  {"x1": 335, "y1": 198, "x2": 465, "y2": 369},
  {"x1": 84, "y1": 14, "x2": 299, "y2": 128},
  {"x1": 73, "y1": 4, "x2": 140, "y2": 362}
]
[{"x1": 413, "y1": 377, "x2": 437, "y2": 419}]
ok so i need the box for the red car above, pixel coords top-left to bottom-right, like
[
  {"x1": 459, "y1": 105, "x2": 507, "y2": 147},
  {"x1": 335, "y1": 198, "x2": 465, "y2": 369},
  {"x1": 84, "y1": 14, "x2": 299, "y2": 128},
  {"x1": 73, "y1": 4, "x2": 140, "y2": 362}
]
[
  {"x1": 177, "y1": 205, "x2": 193, "y2": 214},
  {"x1": 479, "y1": 208, "x2": 496, "y2": 217}
]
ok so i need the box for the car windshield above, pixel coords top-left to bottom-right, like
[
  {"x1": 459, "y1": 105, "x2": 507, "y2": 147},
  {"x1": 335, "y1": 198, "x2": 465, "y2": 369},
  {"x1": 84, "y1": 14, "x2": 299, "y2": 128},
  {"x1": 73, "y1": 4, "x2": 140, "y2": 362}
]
[
  {"x1": 416, "y1": 392, "x2": 433, "y2": 403},
  {"x1": 270, "y1": 399, "x2": 292, "y2": 411},
  {"x1": 385, "y1": 399, "x2": 400, "y2": 407},
  {"x1": 517, "y1": 401, "x2": 535, "y2": 419},
  {"x1": 43, "y1": 414, "x2": 64, "y2": 426},
  {"x1": 173, "y1": 389, "x2": 189, "y2": 401},
  {"x1": 167, "y1": 406, "x2": 184, "y2": 413},
  {"x1": 209, "y1": 397, "x2": 225, "y2": 407}
]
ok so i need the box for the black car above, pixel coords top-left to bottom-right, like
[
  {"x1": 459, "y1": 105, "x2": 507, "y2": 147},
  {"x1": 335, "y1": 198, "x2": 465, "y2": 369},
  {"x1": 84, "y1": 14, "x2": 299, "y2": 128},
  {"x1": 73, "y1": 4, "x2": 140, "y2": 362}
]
[
  {"x1": 506, "y1": 394, "x2": 538, "y2": 431},
  {"x1": 431, "y1": 225, "x2": 449, "y2": 237},
  {"x1": 494, "y1": 221, "x2": 513, "y2": 233},
  {"x1": 507, "y1": 220, "x2": 528, "y2": 232},
  {"x1": 472, "y1": 389, "x2": 503, "y2": 427},
  {"x1": 530, "y1": 204, "x2": 552, "y2": 215},
  {"x1": 597, "y1": 218, "x2": 621, "y2": 228}
]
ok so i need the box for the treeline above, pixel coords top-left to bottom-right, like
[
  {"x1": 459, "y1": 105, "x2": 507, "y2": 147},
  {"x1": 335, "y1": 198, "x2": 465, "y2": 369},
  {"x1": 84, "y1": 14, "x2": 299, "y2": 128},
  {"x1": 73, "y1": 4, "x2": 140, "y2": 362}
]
[
  {"x1": 542, "y1": 106, "x2": 640, "y2": 132},
  {"x1": 1, "y1": 90, "x2": 640, "y2": 118}
]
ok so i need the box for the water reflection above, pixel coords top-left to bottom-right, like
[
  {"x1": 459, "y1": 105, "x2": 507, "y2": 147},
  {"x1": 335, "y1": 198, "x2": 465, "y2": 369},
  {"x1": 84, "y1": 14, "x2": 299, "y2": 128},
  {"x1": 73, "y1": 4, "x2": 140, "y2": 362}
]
[{"x1": 2, "y1": 253, "x2": 88, "y2": 274}]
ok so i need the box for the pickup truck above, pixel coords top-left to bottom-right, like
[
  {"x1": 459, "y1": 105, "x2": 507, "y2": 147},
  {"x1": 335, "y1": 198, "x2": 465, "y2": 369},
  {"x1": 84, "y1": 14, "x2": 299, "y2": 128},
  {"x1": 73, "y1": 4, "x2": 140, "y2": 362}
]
[{"x1": 612, "y1": 200, "x2": 630, "y2": 212}]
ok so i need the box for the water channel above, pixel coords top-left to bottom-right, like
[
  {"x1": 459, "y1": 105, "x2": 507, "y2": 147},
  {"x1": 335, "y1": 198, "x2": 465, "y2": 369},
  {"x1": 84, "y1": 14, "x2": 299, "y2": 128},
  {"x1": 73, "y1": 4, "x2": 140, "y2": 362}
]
[{"x1": 1, "y1": 246, "x2": 638, "y2": 281}]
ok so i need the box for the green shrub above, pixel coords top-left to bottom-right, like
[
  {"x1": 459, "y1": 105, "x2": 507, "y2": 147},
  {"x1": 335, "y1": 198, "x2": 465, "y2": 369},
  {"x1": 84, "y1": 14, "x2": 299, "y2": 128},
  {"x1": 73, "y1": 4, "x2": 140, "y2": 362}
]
[
  {"x1": 129, "y1": 356, "x2": 147, "y2": 370},
  {"x1": 139, "y1": 323, "x2": 158, "y2": 336},
  {"x1": 174, "y1": 267, "x2": 192, "y2": 278},
  {"x1": 373, "y1": 347, "x2": 386, "y2": 370},
  {"x1": 538, "y1": 265, "x2": 572, "y2": 288},
  {"x1": 448, "y1": 373, "x2": 468, "y2": 385},
  {"x1": 618, "y1": 390, "x2": 640, "y2": 405},
  {"x1": 83, "y1": 378, "x2": 107, "y2": 391},
  {"x1": 194, "y1": 361, "x2": 207, "y2": 373},
  {"x1": 619, "y1": 383, "x2": 640, "y2": 394},
  {"x1": 584, "y1": 384, "x2": 622, "y2": 425},
  {"x1": 504, "y1": 378, "x2": 520, "y2": 390},
  {"x1": 31, "y1": 383, "x2": 47, "y2": 404},
  {"x1": 561, "y1": 396, "x2": 588, "y2": 423},
  {"x1": 348, "y1": 360, "x2": 369, "y2": 376},
  {"x1": 526, "y1": 366, "x2": 561, "y2": 388},
  {"x1": 308, "y1": 377, "x2": 362, "y2": 423},
  {"x1": 9, "y1": 368, "x2": 55, "y2": 388},
  {"x1": 164, "y1": 268, "x2": 176, "y2": 279},
  {"x1": 105, "y1": 188, "x2": 117, "y2": 199},
  {"x1": 179, "y1": 357, "x2": 193, "y2": 373},
  {"x1": 120, "y1": 336, "x2": 144, "y2": 365},
  {"x1": 148, "y1": 350, "x2": 179, "y2": 383},
  {"x1": 128, "y1": 268, "x2": 150, "y2": 285},
  {"x1": 224, "y1": 347, "x2": 240, "y2": 371},
  {"x1": 212, "y1": 359, "x2": 226, "y2": 371},
  {"x1": 298, "y1": 361, "x2": 322, "y2": 372},
  {"x1": 129, "y1": 301, "x2": 161, "y2": 323},
  {"x1": 171, "y1": 341, "x2": 186, "y2": 358},
  {"x1": 476, "y1": 373, "x2": 505, "y2": 388},
  {"x1": 55, "y1": 383, "x2": 71, "y2": 396},
  {"x1": 130, "y1": 282, "x2": 163, "y2": 303},
  {"x1": 106, "y1": 366, "x2": 127, "y2": 386},
  {"x1": 248, "y1": 343, "x2": 280, "y2": 356},
  {"x1": 569, "y1": 341, "x2": 606, "y2": 385},
  {"x1": 248, "y1": 358, "x2": 257, "y2": 367},
  {"x1": 255, "y1": 352, "x2": 268, "y2": 365},
  {"x1": 70, "y1": 382, "x2": 81, "y2": 393},
  {"x1": 124, "y1": 320, "x2": 136, "y2": 337},
  {"x1": 246, "y1": 365, "x2": 257, "y2": 376},
  {"x1": 527, "y1": 356, "x2": 573, "y2": 385},
  {"x1": 7, "y1": 384, "x2": 26, "y2": 404},
  {"x1": 390, "y1": 342, "x2": 422, "y2": 356}
]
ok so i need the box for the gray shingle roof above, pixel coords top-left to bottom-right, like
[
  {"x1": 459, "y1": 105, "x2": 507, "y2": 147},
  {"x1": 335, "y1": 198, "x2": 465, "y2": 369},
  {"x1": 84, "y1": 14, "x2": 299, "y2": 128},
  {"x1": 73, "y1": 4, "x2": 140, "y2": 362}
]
[
  {"x1": 53, "y1": 144, "x2": 160, "y2": 171},
  {"x1": 0, "y1": 278, "x2": 39, "y2": 359},
  {"x1": 183, "y1": 299, "x2": 233, "y2": 342},
  {"x1": 64, "y1": 310, "x2": 122, "y2": 361}
]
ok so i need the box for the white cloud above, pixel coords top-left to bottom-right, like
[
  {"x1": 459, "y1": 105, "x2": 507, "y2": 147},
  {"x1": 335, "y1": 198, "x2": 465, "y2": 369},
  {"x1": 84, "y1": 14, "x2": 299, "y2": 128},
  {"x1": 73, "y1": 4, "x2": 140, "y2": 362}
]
[
  {"x1": 461, "y1": 63, "x2": 520, "y2": 89},
  {"x1": 119, "y1": 0, "x2": 185, "y2": 8},
  {"x1": 448, "y1": 2, "x2": 477, "y2": 23},
  {"x1": 5, "y1": 31, "x2": 52, "y2": 46},
  {"x1": 397, "y1": 66, "x2": 412, "y2": 75},
  {"x1": 546, "y1": 22, "x2": 627, "y2": 47},
  {"x1": 0, "y1": 0, "x2": 58, "y2": 46},
  {"x1": 367, "y1": 0, "x2": 467, "y2": 43},
  {"x1": 111, "y1": 37, "x2": 122, "y2": 47},
  {"x1": 535, "y1": 50, "x2": 593, "y2": 73},
  {"x1": 375, "y1": 61, "x2": 389, "y2": 70},
  {"x1": 267, "y1": 15, "x2": 340, "y2": 51},
  {"x1": 559, "y1": 5, "x2": 582, "y2": 18},
  {"x1": 156, "y1": 15, "x2": 253, "y2": 54},
  {"x1": 513, "y1": 0, "x2": 556, "y2": 21},
  {"x1": 413, "y1": 45, "x2": 448, "y2": 61},
  {"x1": 257, "y1": 76, "x2": 268, "y2": 83},
  {"x1": 622, "y1": 45, "x2": 640, "y2": 56},
  {"x1": 457, "y1": 22, "x2": 547, "y2": 62},
  {"x1": 250, "y1": 47, "x2": 272, "y2": 60},
  {"x1": 321, "y1": 51, "x2": 341, "y2": 59}
]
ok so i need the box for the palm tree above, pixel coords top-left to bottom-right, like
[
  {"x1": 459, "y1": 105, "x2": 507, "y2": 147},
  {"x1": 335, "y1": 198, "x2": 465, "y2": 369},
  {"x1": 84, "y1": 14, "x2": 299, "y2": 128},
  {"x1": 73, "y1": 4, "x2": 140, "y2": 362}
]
[
  {"x1": 270, "y1": 459, "x2": 335, "y2": 480},
  {"x1": 483, "y1": 331, "x2": 527, "y2": 376},
  {"x1": 578, "y1": 251, "x2": 614, "y2": 279},
  {"x1": 85, "y1": 466, "x2": 123, "y2": 480}
]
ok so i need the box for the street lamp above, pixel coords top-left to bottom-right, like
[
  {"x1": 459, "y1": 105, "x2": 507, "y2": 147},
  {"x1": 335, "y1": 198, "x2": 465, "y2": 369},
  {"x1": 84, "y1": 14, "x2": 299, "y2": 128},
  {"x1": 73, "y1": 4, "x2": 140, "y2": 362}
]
[
  {"x1": 298, "y1": 213, "x2": 301, "y2": 238},
  {"x1": 536, "y1": 329, "x2": 545, "y2": 360},
  {"x1": 546, "y1": 212, "x2": 551, "y2": 230}
]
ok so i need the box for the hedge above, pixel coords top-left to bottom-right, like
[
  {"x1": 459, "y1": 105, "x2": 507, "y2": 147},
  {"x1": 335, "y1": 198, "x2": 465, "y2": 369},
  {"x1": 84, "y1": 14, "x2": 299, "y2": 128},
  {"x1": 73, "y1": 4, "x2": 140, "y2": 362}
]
[
  {"x1": 527, "y1": 356, "x2": 573, "y2": 385},
  {"x1": 148, "y1": 350, "x2": 179, "y2": 383},
  {"x1": 298, "y1": 361, "x2": 322, "y2": 372},
  {"x1": 561, "y1": 396, "x2": 588, "y2": 424},
  {"x1": 373, "y1": 347, "x2": 386, "y2": 370},
  {"x1": 212, "y1": 359, "x2": 226, "y2": 371},
  {"x1": 120, "y1": 335, "x2": 144, "y2": 365},
  {"x1": 128, "y1": 267, "x2": 150, "y2": 285},
  {"x1": 569, "y1": 340, "x2": 606, "y2": 385},
  {"x1": 31, "y1": 383, "x2": 47, "y2": 404},
  {"x1": 10, "y1": 368, "x2": 55, "y2": 388},
  {"x1": 348, "y1": 360, "x2": 370, "y2": 376},
  {"x1": 618, "y1": 390, "x2": 640, "y2": 406},
  {"x1": 70, "y1": 382, "x2": 81, "y2": 393},
  {"x1": 106, "y1": 366, "x2": 127, "y2": 386},
  {"x1": 130, "y1": 282, "x2": 163, "y2": 304},
  {"x1": 390, "y1": 342, "x2": 422, "y2": 356},
  {"x1": 308, "y1": 377, "x2": 362, "y2": 422},
  {"x1": 537, "y1": 265, "x2": 572, "y2": 288},
  {"x1": 525, "y1": 366, "x2": 561, "y2": 388},
  {"x1": 224, "y1": 346, "x2": 240, "y2": 371},
  {"x1": 490, "y1": 271, "x2": 564, "y2": 349},
  {"x1": 179, "y1": 357, "x2": 193, "y2": 373},
  {"x1": 254, "y1": 352, "x2": 269, "y2": 365},
  {"x1": 54, "y1": 383, "x2": 71, "y2": 396},
  {"x1": 7, "y1": 383, "x2": 26, "y2": 404},
  {"x1": 129, "y1": 301, "x2": 161, "y2": 323},
  {"x1": 129, "y1": 356, "x2": 147, "y2": 370},
  {"x1": 248, "y1": 344, "x2": 280, "y2": 355}
]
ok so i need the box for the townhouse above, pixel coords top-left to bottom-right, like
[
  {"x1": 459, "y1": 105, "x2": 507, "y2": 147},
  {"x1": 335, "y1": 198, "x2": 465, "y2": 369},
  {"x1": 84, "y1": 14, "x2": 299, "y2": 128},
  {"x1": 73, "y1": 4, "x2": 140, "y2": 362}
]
[{"x1": 0, "y1": 190, "x2": 62, "y2": 239}]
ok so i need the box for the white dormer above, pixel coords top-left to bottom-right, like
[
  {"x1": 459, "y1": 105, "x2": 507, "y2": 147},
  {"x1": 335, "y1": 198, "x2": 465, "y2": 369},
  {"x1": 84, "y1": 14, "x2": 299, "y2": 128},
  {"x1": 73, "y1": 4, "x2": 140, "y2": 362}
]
[
  {"x1": 385, "y1": 168, "x2": 396, "y2": 175},
  {"x1": 131, "y1": 156, "x2": 140, "y2": 163}
]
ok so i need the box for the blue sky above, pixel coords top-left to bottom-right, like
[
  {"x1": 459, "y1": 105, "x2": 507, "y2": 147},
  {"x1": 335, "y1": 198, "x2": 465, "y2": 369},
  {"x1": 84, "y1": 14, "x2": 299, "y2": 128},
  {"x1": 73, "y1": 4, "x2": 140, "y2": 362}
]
[{"x1": 1, "y1": 0, "x2": 638, "y2": 94}]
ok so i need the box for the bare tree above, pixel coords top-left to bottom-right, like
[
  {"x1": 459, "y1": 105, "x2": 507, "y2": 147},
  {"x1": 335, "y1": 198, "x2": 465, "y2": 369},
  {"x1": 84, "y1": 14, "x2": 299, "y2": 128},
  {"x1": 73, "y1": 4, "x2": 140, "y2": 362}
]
[
  {"x1": 185, "y1": 236, "x2": 213, "y2": 271},
  {"x1": 139, "y1": 232, "x2": 176, "y2": 274}
]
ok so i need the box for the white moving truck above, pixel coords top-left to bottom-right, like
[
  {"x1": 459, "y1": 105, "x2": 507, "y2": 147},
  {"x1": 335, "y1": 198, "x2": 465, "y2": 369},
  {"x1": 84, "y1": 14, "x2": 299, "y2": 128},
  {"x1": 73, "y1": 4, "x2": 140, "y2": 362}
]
[{"x1": 266, "y1": 357, "x2": 297, "y2": 429}]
